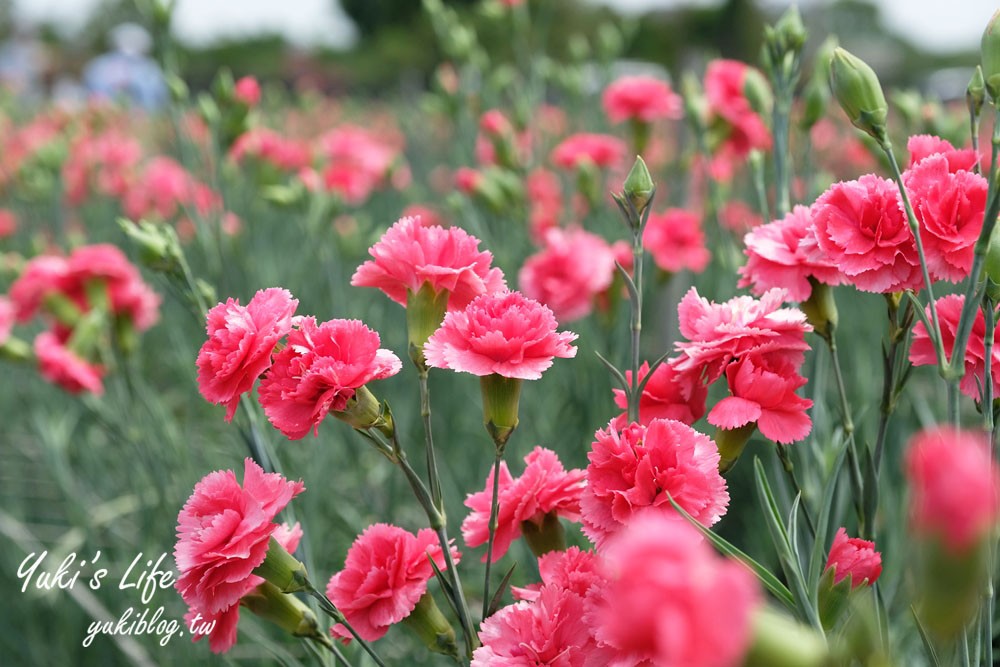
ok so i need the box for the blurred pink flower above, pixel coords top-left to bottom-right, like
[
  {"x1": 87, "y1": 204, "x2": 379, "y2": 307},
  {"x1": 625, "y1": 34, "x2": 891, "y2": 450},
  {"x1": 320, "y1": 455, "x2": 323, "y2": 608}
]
[
  {"x1": 739, "y1": 205, "x2": 844, "y2": 302},
  {"x1": 0, "y1": 296, "x2": 13, "y2": 345},
  {"x1": 910, "y1": 294, "x2": 1000, "y2": 400},
  {"x1": 454, "y1": 167, "x2": 483, "y2": 194},
  {"x1": 174, "y1": 458, "x2": 304, "y2": 615},
  {"x1": 34, "y1": 330, "x2": 104, "y2": 395},
  {"x1": 0, "y1": 208, "x2": 16, "y2": 238},
  {"x1": 351, "y1": 215, "x2": 506, "y2": 311},
  {"x1": 480, "y1": 109, "x2": 513, "y2": 137},
  {"x1": 903, "y1": 154, "x2": 987, "y2": 283},
  {"x1": 592, "y1": 515, "x2": 760, "y2": 667},
  {"x1": 642, "y1": 208, "x2": 711, "y2": 274},
  {"x1": 258, "y1": 317, "x2": 401, "y2": 439},
  {"x1": 551, "y1": 133, "x2": 626, "y2": 170},
  {"x1": 519, "y1": 227, "x2": 617, "y2": 322},
  {"x1": 611, "y1": 361, "x2": 707, "y2": 427},
  {"x1": 671, "y1": 287, "x2": 812, "y2": 386},
  {"x1": 9, "y1": 255, "x2": 71, "y2": 322},
  {"x1": 424, "y1": 290, "x2": 577, "y2": 380},
  {"x1": 326, "y1": 524, "x2": 459, "y2": 642},
  {"x1": 66, "y1": 244, "x2": 161, "y2": 331},
  {"x1": 825, "y1": 527, "x2": 882, "y2": 589},
  {"x1": 234, "y1": 76, "x2": 261, "y2": 107},
  {"x1": 230, "y1": 128, "x2": 311, "y2": 172},
  {"x1": 581, "y1": 419, "x2": 729, "y2": 550},
  {"x1": 526, "y1": 168, "x2": 563, "y2": 241},
  {"x1": 123, "y1": 156, "x2": 219, "y2": 222},
  {"x1": 705, "y1": 59, "x2": 771, "y2": 160},
  {"x1": 719, "y1": 200, "x2": 763, "y2": 234},
  {"x1": 462, "y1": 446, "x2": 586, "y2": 562},
  {"x1": 812, "y1": 174, "x2": 922, "y2": 294},
  {"x1": 400, "y1": 203, "x2": 446, "y2": 228},
  {"x1": 906, "y1": 427, "x2": 1000, "y2": 553},
  {"x1": 511, "y1": 546, "x2": 603, "y2": 602},
  {"x1": 602, "y1": 75, "x2": 683, "y2": 124},
  {"x1": 708, "y1": 354, "x2": 812, "y2": 444},
  {"x1": 196, "y1": 288, "x2": 298, "y2": 422}
]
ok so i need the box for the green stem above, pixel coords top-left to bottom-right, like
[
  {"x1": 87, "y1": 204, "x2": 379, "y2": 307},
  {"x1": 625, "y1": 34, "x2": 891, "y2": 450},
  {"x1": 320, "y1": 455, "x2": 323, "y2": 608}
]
[
  {"x1": 873, "y1": 296, "x2": 914, "y2": 473},
  {"x1": 628, "y1": 233, "x2": 643, "y2": 424},
  {"x1": 826, "y1": 334, "x2": 864, "y2": 524},
  {"x1": 418, "y1": 370, "x2": 444, "y2": 513},
  {"x1": 482, "y1": 451, "x2": 504, "y2": 620},
  {"x1": 310, "y1": 634, "x2": 351, "y2": 667},
  {"x1": 982, "y1": 295, "x2": 995, "y2": 667},
  {"x1": 305, "y1": 585, "x2": 386, "y2": 667},
  {"x1": 773, "y1": 96, "x2": 792, "y2": 218},
  {"x1": 774, "y1": 445, "x2": 816, "y2": 539},
  {"x1": 750, "y1": 152, "x2": 771, "y2": 223}
]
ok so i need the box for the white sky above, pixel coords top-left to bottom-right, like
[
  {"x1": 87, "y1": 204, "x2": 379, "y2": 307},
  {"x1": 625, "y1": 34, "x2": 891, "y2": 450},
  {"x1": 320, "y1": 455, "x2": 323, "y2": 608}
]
[{"x1": 10, "y1": 0, "x2": 999, "y2": 53}]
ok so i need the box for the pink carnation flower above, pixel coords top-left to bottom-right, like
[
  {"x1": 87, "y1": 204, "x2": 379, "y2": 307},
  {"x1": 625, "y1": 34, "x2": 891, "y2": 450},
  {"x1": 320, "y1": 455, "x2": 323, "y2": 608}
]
[
  {"x1": 0, "y1": 208, "x2": 18, "y2": 238},
  {"x1": 9, "y1": 255, "x2": 71, "y2": 322},
  {"x1": 196, "y1": 288, "x2": 298, "y2": 422},
  {"x1": 257, "y1": 317, "x2": 402, "y2": 440},
  {"x1": 592, "y1": 514, "x2": 760, "y2": 667},
  {"x1": 720, "y1": 200, "x2": 764, "y2": 233},
  {"x1": 551, "y1": 133, "x2": 626, "y2": 170},
  {"x1": 326, "y1": 524, "x2": 460, "y2": 642},
  {"x1": 34, "y1": 330, "x2": 105, "y2": 395},
  {"x1": 424, "y1": 290, "x2": 577, "y2": 380},
  {"x1": 825, "y1": 527, "x2": 882, "y2": 589},
  {"x1": 174, "y1": 458, "x2": 305, "y2": 615},
  {"x1": 910, "y1": 294, "x2": 1000, "y2": 401},
  {"x1": 602, "y1": 75, "x2": 683, "y2": 124},
  {"x1": 0, "y1": 295, "x2": 15, "y2": 345},
  {"x1": 812, "y1": 174, "x2": 922, "y2": 293},
  {"x1": 705, "y1": 59, "x2": 771, "y2": 160},
  {"x1": 903, "y1": 154, "x2": 987, "y2": 282},
  {"x1": 906, "y1": 427, "x2": 1000, "y2": 553},
  {"x1": 185, "y1": 522, "x2": 303, "y2": 653},
  {"x1": 708, "y1": 354, "x2": 813, "y2": 444},
  {"x1": 526, "y1": 168, "x2": 563, "y2": 242},
  {"x1": 611, "y1": 361, "x2": 707, "y2": 427},
  {"x1": 642, "y1": 208, "x2": 711, "y2": 274},
  {"x1": 351, "y1": 216, "x2": 506, "y2": 311},
  {"x1": 738, "y1": 205, "x2": 844, "y2": 301},
  {"x1": 581, "y1": 419, "x2": 729, "y2": 550},
  {"x1": 671, "y1": 287, "x2": 812, "y2": 386},
  {"x1": 518, "y1": 227, "x2": 617, "y2": 322},
  {"x1": 462, "y1": 446, "x2": 586, "y2": 562},
  {"x1": 511, "y1": 546, "x2": 603, "y2": 602},
  {"x1": 907, "y1": 134, "x2": 976, "y2": 172},
  {"x1": 234, "y1": 76, "x2": 261, "y2": 107}
]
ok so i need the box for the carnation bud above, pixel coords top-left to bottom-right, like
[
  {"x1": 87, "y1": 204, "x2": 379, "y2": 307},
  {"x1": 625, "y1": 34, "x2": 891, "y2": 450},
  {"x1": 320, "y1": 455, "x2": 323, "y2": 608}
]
[
  {"x1": 773, "y1": 6, "x2": 807, "y2": 55},
  {"x1": 0, "y1": 336, "x2": 31, "y2": 362},
  {"x1": 242, "y1": 580, "x2": 325, "y2": 640},
  {"x1": 829, "y1": 47, "x2": 888, "y2": 142},
  {"x1": 982, "y1": 10, "x2": 1000, "y2": 100},
  {"x1": 332, "y1": 385, "x2": 394, "y2": 438},
  {"x1": 968, "y1": 65, "x2": 986, "y2": 116},
  {"x1": 406, "y1": 283, "x2": 450, "y2": 370},
  {"x1": 743, "y1": 68, "x2": 773, "y2": 118},
  {"x1": 253, "y1": 536, "x2": 309, "y2": 593},
  {"x1": 800, "y1": 280, "x2": 839, "y2": 341},
  {"x1": 715, "y1": 423, "x2": 756, "y2": 473},
  {"x1": 480, "y1": 374, "x2": 522, "y2": 452},
  {"x1": 818, "y1": 528, "x2": 881, "y2": 630},
  {"x1": 520, "y1": 510, "x2": 567, "y2": 557},
  {"x1": 681, "y1": 72, "x2": 708, "y2": 131},
  {"x1": 402, "y1": 591, "x2": 459, "y2": 659},
  {"x1": 117, "y1": 218, "x2": 182, "y2": 274},
  {"x1": 744, "y1": 608, "x2": 830, "y2": 667},
  {"x1": 621, "y1": 156, "x2": 655, "y2": 218}
]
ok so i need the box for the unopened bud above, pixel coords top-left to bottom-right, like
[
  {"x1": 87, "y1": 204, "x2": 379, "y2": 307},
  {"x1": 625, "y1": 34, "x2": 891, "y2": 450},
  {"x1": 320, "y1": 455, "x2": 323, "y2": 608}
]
[
  {"x1": 968, "y1": 65, "x2": 986, "y2": 116},
  {"x1": 117, "y1": 218, "x2": 182, "y2": 274},
  {"x1": 242, "y1": 581, "x2": 323, "y2": 639},
  {"x1": 829, "y1": 47, "x2": 888, "y2": 142},
  {"x1": 715, "y1": 423, "x2": 756, "y2": 474},
  {"x1": 481, "y1": 374, "x2": 522, "y2": 452},
  {"x1": 622, "y1": 156, "x2": 655, "y2": 216},
  {"x1": 982, "y1": 10, "x2": 1000, "y2": 100},
  {"x1": 743, "y1": 68, "x2": 773, "y2": 118},
  {"x1": 253, "y1": 537, "x2": 309, "y2": 593}
]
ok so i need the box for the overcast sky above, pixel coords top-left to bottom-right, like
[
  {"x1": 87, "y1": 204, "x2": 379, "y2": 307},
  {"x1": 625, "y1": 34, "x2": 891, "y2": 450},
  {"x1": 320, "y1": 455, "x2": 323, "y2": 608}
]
[{"x1": 11, "y1": 0, "x2": 999, "y2": 53}]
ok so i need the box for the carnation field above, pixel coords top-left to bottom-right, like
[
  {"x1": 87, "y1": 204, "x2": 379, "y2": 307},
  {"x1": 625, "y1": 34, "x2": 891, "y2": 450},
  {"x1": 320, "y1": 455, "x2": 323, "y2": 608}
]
[{"x1": 4, "y1": 1, "x2": 1000, "y2": 666}]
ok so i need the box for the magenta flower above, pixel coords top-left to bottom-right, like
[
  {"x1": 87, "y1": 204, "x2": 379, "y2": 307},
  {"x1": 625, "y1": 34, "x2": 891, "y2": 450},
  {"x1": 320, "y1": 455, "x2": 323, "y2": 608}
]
[
  {"x1": 738, "y1": 205, "x2": 844, "y2": 302},
  {"x1": 581, "y1": 419, "x2": 729, "y2": 550},
  {"x1": 825, "y1": 528, "x2": 882, "y2": 589},
  {"x1": 196, "y1": 288, "x2": 298, "y2": 422},
  {"x1": 906, "y1": 427, "x2": 1000, "y2": 553},
  {"x1": 611, "y1": 361, "x2": 707, "y2": 427},
  {"x1": 424, "y1": 291, "x2": 577, "y2": 380},
  {"x1": 351, "y1": 215, "x2": 506, "y2": 311},
  {"x1": 518, "y1": 227, "x2": 617, "y2": 322},
  {"x1": 708, "y1": 355, "x2": 813, "y2": 444},
  {"x1": 551, "y1": 133, "x2": 626, "y2": 171},
  {"x1": 592, "y1": 514, "x2": 761, "y2": 667},
  {"x1": 462, "y1": 446, "x2": 586, "y2": 562},
  {"x1": 34, "y1": 330, "x2": 105, "y2": 395},
  {"x1": 812, "y1": 174, "x2": 922, "y2": 294},
  {"x1": 602, "y1": 75, "x2": 683, "y2": 124},
  {"x1": 257, "y1": 317, "x2": 401, "y2": 439},
  {"x1": 326, "y1": 523, "x2": 460, "y2": 642},
  {"x1": 642, "y1": 208, "x2": 711, "y2": 274},
  {"x1": 174, "y1": 458, "x2": 304, "y2": 616}
]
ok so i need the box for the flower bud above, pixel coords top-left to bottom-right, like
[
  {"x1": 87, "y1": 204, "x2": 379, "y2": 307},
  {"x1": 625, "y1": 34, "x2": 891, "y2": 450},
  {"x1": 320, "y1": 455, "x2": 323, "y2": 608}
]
[
  {"x1": 117, "y1": 218, "x2": 182, "y2": 274},
  {"x1": 481, "y1": 374, "x2": 522, "y2": 452},
  {"x1": 332, "y1": 385, "x2": 394, "y2": 438},
  {"x1": 829, "y1": 47, "x2": 888, "y2": 142},
  {"x1": 621, "y1": 156, "x2": 655, "y2": 217},
  {"x1": 714, "y1": 423, "x2": 756, "y2": 473},
  {"x1": 800, "y1": 280, "x2": 838, "y2": 341},
  {"x1": 0, "y1": 336, "x2": 31, "y2": 362},
  {"x1": 402, "y1": 592, "x2": 459, "y2": 659},
  {"x1": 982, "y1": 10, "x2": 1000, "y2": 100},
  {"x1": 406, "y1": 283, "x2": 450, "y2": 370},
  {"x1": 773, "y1": 6, "x2": 807, "y2": 55},
  {"x1": 253, "y1": 537, "x2": 309, "y2": 593},
  {"x1": 743, "y1": 68, "x2": 773, "y2": 118},
  {"x1": 242, "y1": 580, "x2": 324, "y2": 639},
  {"x1": 681, "y1": 72, "x2": 707, "y2": 131},
  {"x1": 818, "y1": 528, "x2": 881, "y2": 629},
  {"x1": 521, "y1": 510, "x2": 567, "y2": 557},
  {"x1": 968, "y1": 65, "x2": 986, "y2": 116}
]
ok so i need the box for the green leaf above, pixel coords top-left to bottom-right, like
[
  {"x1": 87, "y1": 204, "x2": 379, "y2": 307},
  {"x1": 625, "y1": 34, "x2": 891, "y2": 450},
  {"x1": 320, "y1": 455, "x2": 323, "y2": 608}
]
[
  {"x1": 486, "y1": 563, "x2": 518, "y2": 618},
  {"x1": 808, "y1": 438, "x2": 848, "y2": 586},
  {"x1": 911, "y1": 605, "x2": 942, "y2": 667},
  {"x1": 667, "y1": 494, "x2": 796, "y2": 610},
  {"x1": 427, "y1": 555, "x2": 459, "y2": 620}
]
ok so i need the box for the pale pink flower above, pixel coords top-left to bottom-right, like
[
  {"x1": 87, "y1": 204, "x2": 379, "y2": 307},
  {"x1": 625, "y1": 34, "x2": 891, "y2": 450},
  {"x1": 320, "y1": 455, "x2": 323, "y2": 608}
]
[
  {"x1": 642, "y1": 208, "x2": 710, "y2": 274},
  {"x1": 424, "y1": 290, "x2": 577, "y2": 380},
  {"x1": 903, "y1": 154, "x2": 987, "y2": 282},
  {"x1": 351, "y1": 215, "x2": 506, "y2": 311},
  {"x1": 907, "y1": 134, "x2": 976, "y2": 172},
  {"x1": 462, "y1": 446, "x2": 586, "y2": 562},
  {"x1": 592, "y1": 514, "x2": 761, "y2": 667},
  {"x1": 175, "y1": 458, "x2": 304, "y2": 615},
  {"x1": 910, "y1": 294, "x2": 1000, "y2": 400},
  {"x1": 326, "y1": 524, "x2": 460, "y2": 642},
  {"x1": 825, "y1": 527, "x2": 881, "y2": 589},
  {"x1": 602, "y1": 76, "x2": 683, "y2": 124},
  {"x1": 519, "y1": 227, "x2": 617, "y2": 322},
  {"x1": 738, "y1": 205, "x2": 844, "y2": 301},
  {"x1": 581, "y1": 419, "x2": 729, "y2": 550},
  {"x1": 234, "y1": 76, "x2": 261, "y2": 107},
  {"x1": 511, "y1": 547, "x2": 603, "y2": 602},
  {"x1": 196, "y1": 288, "x2": 298, "y2": 422},
  {"x1": 812, "y1": 174, "x2": 922, "y2": 294},
  {"x1": 708, "y1": 354, "x2": 813, "y2": 444},
  {"x1": 671, "y1": 287, "x2": 812, "y2": 386},
  {"x1": 258, "y1": 317, "x2": 402, "y2": 440},
  {"x1": 611, "y1": 361, "x2": 707, "y2": 427},
  {"x1": 34, "y1": 330, "x2": 104, "y2": 395},
  {"x1": 906, "y1": 427, "x2": 1000, "y2": 553},
  {"x1": 551, "y1": 133, "x2": 626, "y2": 170}
]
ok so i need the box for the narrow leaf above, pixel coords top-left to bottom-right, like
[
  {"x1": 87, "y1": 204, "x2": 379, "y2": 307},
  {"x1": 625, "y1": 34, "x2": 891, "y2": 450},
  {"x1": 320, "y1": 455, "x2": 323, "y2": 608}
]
[
  {"x1": 634, "y1": 351, "x2": 672, "y2": 397},
  {"x1": 486, "y1": 563, "x2": 518, "y2": 618},
  {"x1": 808, "y1": 439, "x2": 848, "y2": 586},
  {"x1": 912, "y1": 605, "x2": 942, "y2": 667},
  {"x1": 595, "y1": 350, "x2": 630, "y2": 395},
  {"x1": 427, "y1": 555, "x2": 460, "y2": 619}
]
